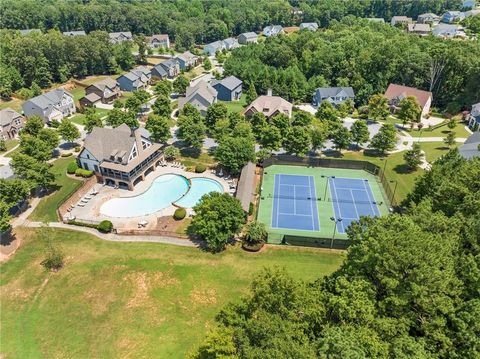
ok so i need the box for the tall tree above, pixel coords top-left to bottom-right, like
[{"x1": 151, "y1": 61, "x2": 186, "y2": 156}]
[
  {"x1": 369, "y1": 123, "x2": 397, "y2": 155},
  {"x1": 58, "y1": 120, "x2": 80, "y2": 143},
  {"x1": 350, "y1": 120, "x2": 370, "y2": 148},
  {"x1": 367, "y1": 94, "x2": 390, "y2": 122},
  {"x1": 397, "y1": 96, "x2": 422, "y2": 125},
  {"x1": 145, "y1": 114, "x2": 171, "y2": 143},
  {"x1": 215, "y1": 135, "x2": 255, "y2": 174}
]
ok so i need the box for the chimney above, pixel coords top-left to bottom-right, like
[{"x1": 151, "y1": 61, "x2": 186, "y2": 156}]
[{"x1": 267, "y1": 88, "x2": 273, "y2": 96}]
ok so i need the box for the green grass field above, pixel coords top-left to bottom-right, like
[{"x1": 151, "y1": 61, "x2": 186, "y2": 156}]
[
  {"x1": 220, "y1": 93, "x2": 247, "y2": 113},
  {"x1": 257, "y1": 165, "x2": 390, "y2": 243},
  {"x1": 0, "y1": 139, "x2": 19, "y2": 153},
  {"x1": 0, "y1": 227, "x2": 343, "y2": 359},
  {"x1": 69, "y1": 108, "x2": 111, "y2": 125},
  {"x1": 28, "y1": 158, "x2": 83, "y2": 222}
]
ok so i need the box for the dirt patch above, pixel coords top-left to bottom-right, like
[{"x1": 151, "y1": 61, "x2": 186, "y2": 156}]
[
  {"x1": 124, "y1": 270, "x2": 179, "y2": 308},
  {"x1": 156, "y1": 216, "x2": 191, "y2": 234},
  {"x1": 116, "y1": 333, "x2": 149, "y2": 359},
  {"x1": 0, "y1": 229, "x2": 22, "y2": 262},
  {"x1": 189, "y1": 287, "x2": 217, "y2": 305}
]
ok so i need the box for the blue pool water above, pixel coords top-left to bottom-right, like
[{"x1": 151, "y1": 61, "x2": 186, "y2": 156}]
[
  {"x1": 100, "y1": 174, "x2": 224, "y2": 218},
  {"x1": 175, "y1": 177, "x2": 224, "y2": 208}
]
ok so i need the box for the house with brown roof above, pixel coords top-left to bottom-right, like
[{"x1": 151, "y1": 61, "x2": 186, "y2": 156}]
[
  {"x1": 174, "y1": 51, "x2": 199, "y2": 70},
  {"x1": 78, "y1": 124, "x2": 163, "y2": 190},
  {"x1": 79, "y1": 78, "x2": 121, "y2": 107},
  {"x1": 146, "y1": 34, "x2": 170, "y2": 49},
  {"x1": 178, "y1": 81, "x2": 218, "y2": 116},
  {"x1": 283, "y1": 26, "x2": 300, "y2": 34},
  {"x1": 244, "y1": 94, "x2": 293, "y2": 119},
  {"x1": 407, "y1": 23, "x2": 431, "y2": 36},
  {"x1": 384, "y1": 84, "x2": 433, "y2": 117},
  {"x1": 391, "y1": 16, "x2": 413, "y2": 27},
  {"x1": 0, "y1": 108, "x2": 24, "y2": 140}
]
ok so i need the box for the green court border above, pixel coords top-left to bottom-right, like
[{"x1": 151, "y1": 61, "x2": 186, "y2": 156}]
[{"x1": 257, "y1": 165, "x2": 390, "y2": 243}]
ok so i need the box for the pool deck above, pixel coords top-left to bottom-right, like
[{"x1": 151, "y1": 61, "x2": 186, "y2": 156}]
[{"x1": 67, "y1": 165, "x2": 232, "y2": 229}]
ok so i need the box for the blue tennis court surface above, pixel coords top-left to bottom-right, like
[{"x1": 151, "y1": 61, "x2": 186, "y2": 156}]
[
  {"x1": 271, "y1": 174, "x2": 320, "y2": 231},
  {"x1": 329, "y1": 177, "x2": 380, "y2": 233}
]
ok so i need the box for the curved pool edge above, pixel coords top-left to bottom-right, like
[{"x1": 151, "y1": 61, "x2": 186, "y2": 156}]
[{"x1": 173, "y1": 176, "x2": 224, "y2": 209}]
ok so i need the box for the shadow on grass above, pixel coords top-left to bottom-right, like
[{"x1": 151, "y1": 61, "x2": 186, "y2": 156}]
[
  {"x1": 393, "y1": 164, "x2": 414, "y2": 175},
  {"x1": 435, "y1": 146, "x2": 451, "y2": 151},
  {"x1": 180, "y1": 147, "x2": 201, "y2": 159}
]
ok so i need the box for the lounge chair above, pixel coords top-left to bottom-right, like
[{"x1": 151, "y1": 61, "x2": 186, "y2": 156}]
[{"x1": 78, "y1": 202, "x2": 85, "y2": 207}]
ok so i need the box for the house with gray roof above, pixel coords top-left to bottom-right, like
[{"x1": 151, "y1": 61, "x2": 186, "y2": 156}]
[
  {"x1": 223, "y1": 38, "x2": 240, "y2": 50},
  {"x1": 19, "y1": 29, "x2": 41, "y2": 35},
  {"x1": 407, "y1": 23, "x2": 431, "y2": 36},
  {"x1": 442, "y1": 11, "x2": 465, "y2": 23},
  {"x1": 203, "y1": 40, "x2": 225, "y2": 56},
  {"x1": 300, "y1": 22, "x2": 319, "y2": 31},
  {"x1": 117, "y1": 67, "x2": 151, "y2": 92},
  {"x1": 459, "y1": 132, "x2": 480, "y2": 160},
  {"x1": 80, "y1": 78, "x2": 120, "y2": 107},
  {"x1": 152, "y1": 59, "x2": 179, "y2": 79},
  {"x1": 63, "y1": 31, "x2": 86, "y2": 36},
  {"x1": 174, "y1": 51, "x2": 199, "y2": 70},
  {"x1": 146, "y1": 34, "x2": 170, "y2": 48},
  {"x1": 467, "y1": 103, "x2": 480, "y2": 131},
  {"x1": 313, "y1": 87, "x2": 355, "y2": 107},
  {"x1": 178, "y1": 81, "x2": 217, "y2": 116},
  {"x1": 211, "y1": 76, "x2": 242, "y2": 101},
  {"x1": 22, "y1": 88, "x2": 75, "y2": 123},
  {"x1": 238, "y1": 32, "x2": 258, "y2": 44},
  {"x1": 417, "y1": 13, "x2": 441, "y2": 24},
  {"x1": 391, "y1": 16, "x2": 413, "y2": 26},
  {"x1": 109, "y1": 31, "x2": 133, "y2": 44},
  {"x1": 78, "y1": 124, "x2": 164, "y2": 190},
  {"x1": 263, "y1": 25, "x2": 284, "y2": 37},
  {"x1": 432, "y1": 23, "x2": 467, "y2": 38},
  {"x1": 0, "y1": 108, "x2": 24, "y2": 140}
]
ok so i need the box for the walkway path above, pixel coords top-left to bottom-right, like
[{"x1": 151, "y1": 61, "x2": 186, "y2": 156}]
[{"x1": 0, "y1": 143, "x2": 19, "y2": 166}]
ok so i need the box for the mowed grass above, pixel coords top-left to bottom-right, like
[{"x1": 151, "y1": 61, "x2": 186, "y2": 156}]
[
  {"x1": 0, "y1": 138, "x2": 19, "y2": 153},
  {"x1": 69, "y1": 108, "x2": 111, "y2": 125},
  {"x1": 0, "y1": 227, "x2": 344, "y2": 359},
  {"x1": 220, "y1": 93, "x2": 247, "y2": 113},
  {"x1": 419, "y1": 141, "x2": 459, "y2": 162},
  {"x1": 28, "y1": 158, "x2": 83, "y2": 222}
]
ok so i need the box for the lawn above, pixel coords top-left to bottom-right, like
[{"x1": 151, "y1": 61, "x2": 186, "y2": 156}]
[
  {"x1": 402, "y1": 121, "x2": 471, "y2": 138},
  {"x1": 0, "y1": 138, "x2": 19, "y2": 153},
  {"x1": 0, "y1": 97, "x2": 23, "y2": 112},
  {"x1": 418, "y1": 141, "x2": 459, "y2": 162},
  {"x1": 220, "y1": 93, "x2": 247, "y2": 113},
  {"x1": 28, "y1": 158, "x2": 83, "y2": 222},
  {"x1": 0, "y1": 227, "x2": 344, "y2": 359},
  {"x1": 69, "y1": 108, "x2": 111, "y2": 125}
]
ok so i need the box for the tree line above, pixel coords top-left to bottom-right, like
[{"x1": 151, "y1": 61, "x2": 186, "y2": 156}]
[
  {"x1": 224, "y1": 17, "x2": 480, "y2": 112},
  {"x1": 191, "y1": 150, "x2": 480, "y2": 358}
]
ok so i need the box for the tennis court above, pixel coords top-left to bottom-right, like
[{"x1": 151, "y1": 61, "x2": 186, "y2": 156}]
[
  {"x1": 271, "y1": 174, "x2": 320, "y2": 231},
  {"x1": 328, "y1": 177, "x2": 380, "y2": 233}
]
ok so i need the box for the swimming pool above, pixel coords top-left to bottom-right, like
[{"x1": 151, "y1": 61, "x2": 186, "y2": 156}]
[
  {"x1": 175, "y1": 178, "x2": 224, "y2": 208},
  {"x1": 99, "y1": 174, "x2": 224, "y2": 218}
]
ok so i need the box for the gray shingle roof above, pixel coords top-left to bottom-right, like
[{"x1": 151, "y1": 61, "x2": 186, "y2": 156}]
[
  {"x1": 27, "y1": 88, "x2": 73, "y2": 110},
  {"x1": 63, "y1": 31, "x2": 86, "y2": 36},
  {"x1": 82, "y1": 124, "x2": 135, "y2": 163},
  {"x1": 89, "y1": 78, "x2": 118, "y2": 92},
  {"x1": 211, "y1": 76, "x2": 242, "y2": 91},
  {"x1": 471, "y1": 103, "x2": 480, "y2": 117},
  {"x1": 0, "y1": 108, "x2": 22, "y2": 126},
  {"x1": 459, "y1": 132, "x2": 480, "y2": 160},
  {"x1": 315, "y1": 87, "x2": 355, "y2": 98},
  {"x1": 240, "y1": 32, "x2": 257, "y2": 39}
]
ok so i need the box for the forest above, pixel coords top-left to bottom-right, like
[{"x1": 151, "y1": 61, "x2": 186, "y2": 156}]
[
  {"x1": 224, "y1": 18, "x2": 480, "y2": 112},
  {"x1": 192, "y1": 150, "x2": 480, "y2": 358}
]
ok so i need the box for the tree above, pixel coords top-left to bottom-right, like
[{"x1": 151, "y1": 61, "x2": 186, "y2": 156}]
[
  {"x1": 259, "y1": 125, "x2": 282, "y2": 151},
  {"x1": 0, "y1": 179, "x2": 31, "y2": 207},
  {"x1": 152, "y1": 95, "x2": 171, "y2": 117},
  {"x1": 244, "y1": 221, "x2": 267, "y2": 245},
  {"x1": 106, "y1": 109, "x2": 138, "y2": 129},
  {"x1": 332, "y1": 126, "x2": 352, "y2": 152},
  {"x1": 154, "y1": 80, "x2": 172, "y2": 98},
  {"x1": 84, "y1": 111, "x2": 103, "y2": 132},
  {"x1": 125, "y1": 95, "x2": 142, "y2": 114},
  {"x1": 367, "y1": 94, "x2": 390, "y2": 122},
  {"x1": 447, "y1": 118, "x2": 457, "y2": 130},
  {"x1": 350, "y1": 120, "x2": 370, "y2": 148},
  {"x1": 203, "y1": 57, "x2": 212, "y2": 71},
  {"x1": 205, "y1": 103, "x2": 228, "y2": 130},
  {"x1": 30, "y1": 81, "x2": 42, "y2": 96},
  {"x1": 316, "y1": 101, "x2": 339, "y2": 122},
  {"x1": 444, "y1": 131, "x2": 456, "y2": 147},
  {"x1": 271, "y1": 113, "x2": 290, "y2": 137},
  {"x1": 403, "y1": 143, "x2": 424, "y2": 170},
  {"x1": 145, "y1": 114, "x2": 170, "y2": 143},
  {"x1": 0, "y1": 202, "x2": 12, "y2": 233},
  {"x1": 19, "y1": 133, "x2": 56, "y2": 161},
  {"x1": 58, "y1": 120, "x2": 80, "y2": 143},
  {"x1": 38, "y1": 128, "x2": 60, "y2": 151},
  {"x1": 215, "y1": 135, "x2": 255, "y2": 174},
  {"x1": 250, "y1": 112, "x2": 267, "y2": 138},
  {"x1": 10, "y1": 153, "x2": 55, "y2": 189},
  {"x1": 163, "y1": 145, "x2": 180, "y2": 160},
  {"x1": 174, "y1": 75, "x2": 189, "y2": 94},
  {"x1": 397, "y1": 96, "x2": 422, "y2": 125},
  {"x1": 189, "y1": 192, "x2": 246, "y2": 252},
  {"x1": 369, "y1": 123, "x2": 397, "y2": 155},
  {"x1": 292, "y1": 111, "x2": 313, "y2": 127},
  {"x1": 245, "y1": 82, "x2": 257, "y2": 105},
  {"x1": 283, "y1": 127, "x2": 311, "y2": 156},
  {"x1": 40, "y1": 227, "x2": 64, "y2": 271},
  {"x1": 177, "y1": 114, "x2": 206, "y2": 149},
  {"x1": 311, "y1": 122, "x2": 329, "y2": 154},
  {"x1": 23, "y1": 116, "x2": 44, "y2": 136},
  {"x1": 213, "y1": 118, "x2": 231, "y2": 141},
  {"x1": 0, "y1": 139, "x2": 6, "y2": 152}
]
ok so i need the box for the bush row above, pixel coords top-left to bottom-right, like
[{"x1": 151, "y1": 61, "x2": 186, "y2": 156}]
[{"x1": 67, "y1": 219, "x2": 113, "y2": 233}]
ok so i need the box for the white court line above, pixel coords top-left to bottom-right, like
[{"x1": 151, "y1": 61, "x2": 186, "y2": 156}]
[
  {"x1": 276, "y1": 174, "x2": 281, "y2": 227},
  {"x1": 277, "y1": 212, "x2": 312, "y2": 217},
  {"x1": 362, "y1": 180, "x2": 378, "y2": 215},
  {"x1": 331, "y1": 178, "x2": 345, "y2": 233},
  {"x1": 308, "y1": 176, "x2": 314, "y2": 229},
  {"x1": 349, "y1": 189, "x2": 360, "y2": 220},
  {"x1": 279, "y1": 183, "x2": 310, "y2": 188},
  {"x1": 293, "y1": 185, "x2": 296, "y2": 215}
]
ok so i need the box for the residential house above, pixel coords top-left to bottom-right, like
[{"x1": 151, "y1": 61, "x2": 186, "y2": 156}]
[
  {"x1": 417, "y1": 13, "x2": 441, "y2": 24},
  {"x1": 238, "y1": 32, "x2": 258, "y2": 44},
  {"x1": 459, "y1": 132, "x2": 480, "y2": 159},
  {"x1": 109, "y1": 31, "x2": 133, "y2": 44},
  {"x1": 0, "y1": 108, "x2": 24, "y2": 140},
  {"x1": 116, "y1": 67, "x2": 151, "y2": 92},
  {"x1": 407, "y1": 23, "x2": 431, "y2": 36},
  {"x1": 313, "y1": 87, "x2": 355, "y2": 107},
  {"x1": 19, "y1": 29, "x2": 41, "y2": 35},
  {"x1": 263, "y1": 25, "x2": 284, "y2": 37},
  {"x1": 151, "y1": 59, "x2": 179, "y2": 80},
  {"x1": 223, "y1": 38, "x2": 240, "y2": 51},
  {"x1": 442, "y1": 11, "x2": 465, "y2": 23},
  {"x1": 463, "y1": 0, "x2": 476, "y2": 9},
  {"x1": 63, "y1": 31, "x2": 86, "y2": 36},
  {"x1": 391, "y1": 16, "x2": 413, "y2": 27},
  {"x1": 203, "y1": 40, "x2": 225, "y2": 56},
  {"x1": 146, "y1": 34, "x2": 170, "y2": 48},
  {"x1": 79, "y1": 78, "x2": 120, "y2": 107},
  {"x1": 432, "y1": 24, "x2": 467, "y2": 38},
  {"x1": 300, "y1": 22, "x2": 319, "y2": 31},
  {"x1": 366, "y1": 18, "x2": 385, "y2": 23},
  {"x1": 244, "y1": 94, "x2": 293, "y2": 119},
  {"x1": 174, "y1": 51, "x2": 199, "y2": 70},
  {"x1": 283, "y1": 26, "x2": 300, "y2": 34},
  {"x1": 384, "y1": 84, "x2": 433, "y2": 117},
  {"x1": 467, "y1": 103, "x2": 480, "y2": 131},
  {"x1": 178, "y1": 81, "x2": 218, "y2": 116},
  {"x1": 22, "y1": 88, "x2": 75, "y2": 123},
  {"x1": 211, "y1": 76, "x2": 242, "y2": 101},
  {"x1": 78, "y1": 124, "x2": 163, "y2": 190}
]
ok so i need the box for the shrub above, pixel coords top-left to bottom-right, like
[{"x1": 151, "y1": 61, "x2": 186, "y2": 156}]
[
  {"x1": 67, "y1": 161, "x2": 79, "y2": 174},
  {"x1": 41, "y1": 241, "x2": 64, "y2": 271},
  {"x1": 75, "y1": 168, "x2": 93, "y2": 177},
  {"x1": 61, "y1": 152, "x2": 73, "y2": 157},
  {"x1": 98, "y1": 220, "x2": 113, "y2": 233},
  {"x1": 164, "y1": 145, "x2": 180, "y2": 160},
  {"x1": 248, "y1": 202, "x2": 254, "y2": 216},
  {"x1": 74, "y1": 146, "x2": 81, "y2": 152},
  {"x1": 174, "y1": 207, "x2": 186, "y2": 220},
  {"x1": 244, "y1": 221, "x2": 267, "y2": 246},
  {"x1": 195, "y1": 164, "x2": 206, "y2": 173}
]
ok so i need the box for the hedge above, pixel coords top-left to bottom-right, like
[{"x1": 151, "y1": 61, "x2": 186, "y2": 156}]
[
  {"x1": 67, "y1": 161, "x2": 79, "y2": 174},
  {"x1": 195, "y1": 164, "x2": 206, "y2": 173},
  {"x1": 61, "y1": 152, "x2": 73, "y2": 157},
  {"x1": 98, "y1": 220, "x2": 113, "y2": 233},
  {"x1": 173, "y1": 208, "x2": 186, "y2": 220},
  {"x1": 75, "y1": 168, "x2": 93, "y2": 177}
]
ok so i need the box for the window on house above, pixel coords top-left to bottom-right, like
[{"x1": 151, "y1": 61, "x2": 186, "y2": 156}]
[{"x1": 86, "y1": 154, "x2": 90, "y2": 159}]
